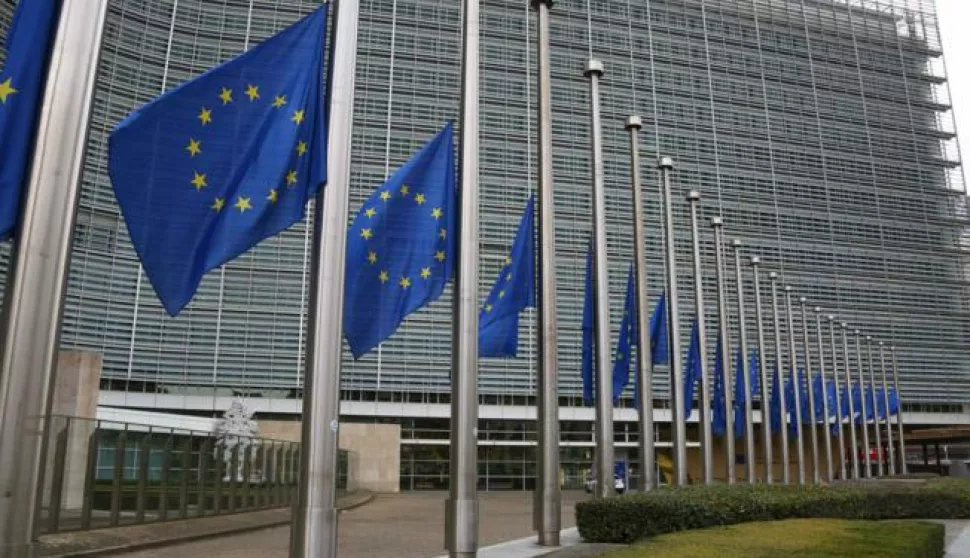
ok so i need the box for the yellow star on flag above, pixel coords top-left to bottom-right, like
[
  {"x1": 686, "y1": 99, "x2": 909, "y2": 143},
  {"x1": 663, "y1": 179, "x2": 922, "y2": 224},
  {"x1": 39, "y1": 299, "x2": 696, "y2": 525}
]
[
  {"x1": 296, "y1": 141, "x2": 308, "y2": 156},
  {"x1": 420, "y1": 267, "x2": 431, "y2": 279},
  {"x1": 379, "y1": 270, "x2": 390, "y2": 283},
  {"x1": 380, "y1": 191, "x2": 392, "y2": 202},
  {"x1": 361, "y1": 228, "x2": 373, "y2": 240},
  {"x1": 0, "y1": 78, "x2": 17, "y2": 103},
  {"x1": 368, "y1": 251, "x2": 378, "y2": 264},
  {"x1": 234, "y1": 196, "x2": 252, "y2": 212},
  {"x1": 191, "y1": 172, "x2": 208, "y2": 191},
  {"x1": 399, "y1": 276, "x2": 412, "y2": 289},
  {"x1": 498, "y1": 290, "x2": 505, "y2": 299},
  {"x1": 506, "y1": 273, "x2": 512, "y2": 281},
  {"x1": 267, "y1": 189, "x2": 279, "y2": 204},
  {"x1": 245, "y1": 84, "x2": 260, "y2": 101},
  {"x1": 431, "y1": 207, "x2": 443, "y2": 219},
  {"x1": 211, "y1": 197, "x2": 226, "y2": 212},
  {"x1": 414, "y1": 193, "x2": 426, "y2": 205},
  {"x1": 186, "y1": 138, "x2": 202, "y2": 157},
  {"x1": 505, "y1": 256, "x2": 512, "y2": 265},
  {"x1": 272, "y1": 95, "x2": 287, "y2": 108},
  {"x1": 292, "y1": 109, "x2": 305, "y2": 125},
  {"x1": 434, "y1": 250, "x2": 446, "y2": 262},
  {"x1": 198, "y1": 107, "x2": 212, "y2": 125},
  {"x1": 484, "y1": 304, "x2": 493, "y2": 313},
  {"x1": 439, "y1": 228, "x2": 447, "y2": 240},
  {"x1": 286, "y1": 170, "x2": 298, "y2": 187},
  {"x1": 219, "y1": 87, "x2": 233, "y2": 104},
  {"x1": 400, "y1": 185, "x2": 410, "y2": 196},
  {"x1": 364, "y1": 208, "x2": 377, "y2": 218}
]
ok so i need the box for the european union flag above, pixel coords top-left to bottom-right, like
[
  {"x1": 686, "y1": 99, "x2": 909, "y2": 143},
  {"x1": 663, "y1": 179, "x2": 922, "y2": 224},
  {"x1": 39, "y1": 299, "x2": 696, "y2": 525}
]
[
  {"x1": 769, "y1": 364, "x2": 782, "y2": 432},
  {"x1": 888, "y1": 387, "x2": 900, "y2": 416},
  {"x1": 109, "y1": 7, "x2": 328, "y2": 315},
  {"x1": 683, "y1": 320, "x2": 701, "y2": 419},
  {"x1": 876, "y1": 387, "x2": 888, "y2": 420},
  {"x1": 650, "y1": 293, "x2": 669, "y2": 364},
  {"x1": 732, "y1": 346, "x2": 745, "y2": 437},
  {"x1": 581, "y1": 245, "x2": 594, "y2": 404},
  {"x1": 812, "y1": 373, "x2": 826, "y2": 423},
  {"x1": 344, "y1": 123, "x2": 456, "y2": 359},
  {"x1": 712, "y1": 335, "x2": 726, "y2": 437},
  {"x1": 0, "y1": 0, "x2": 62, "y2": 241},
  {"x1": 479, "y1": 196, "x2": 535, "y2": 357},
  {"x1": 851, "y1": 383, "x2": 864, "y2": 424},
  {"x1": 865, "y1": 385, "x2": 876, "y2": 422},
  {"x1": 612, "y1": 265, "x2": 635, "y2": 401}
]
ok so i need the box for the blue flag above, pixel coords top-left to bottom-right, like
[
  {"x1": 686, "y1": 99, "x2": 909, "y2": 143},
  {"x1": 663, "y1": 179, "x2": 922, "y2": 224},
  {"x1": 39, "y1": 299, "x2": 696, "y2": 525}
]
[
  {"x1": 811, "y1": 373, "x2": 824, "y2": 423},
  {"x1": 876, "y1": 387, "x2": 888, "y2": 420},
  {"x1": 109, "y1": 7, "x2": 329, "y2": 315},
  {"x1": 827, "y1": 379, "x2": 838, "y2": 419},
  {"x1": 865, "y1": 385, "x2": 877, "y2": 423},
  {"x1": 581, "y1": 246, "x2": 594, "y2": 404},
  {"x1": 852, "y1": 383, "x2": 864, "y2": 424},
  {"x1": 785, "y1": 370, "x2": 798, "y2": 434},
  {"x1": 344, "y1": 123, "x2": 457, "y2": 359},
  {"x1": 889, "y1": 387, "x2": 900, "y2": 416},
  {"x1": 0, "y1": 0, "x2": 62, "y2": 241},
  {"x1": 612, "y1": 265, "x2": 636, "y2": 401},
  {"x1": 683, "y1": 320, "x2": 701, "y2": 419},
  {"x1": 770, "y1": 364, "x2": 783, "y2": 433},
  {"x1": 712, "y1": 335, "x2": 726, "y2": 437},
  {"x1": 479, "y1": 196, "x2": 535, "y2": 357},
  {"x1": 650, "y1": 293, "x2": 669, "y2": 364},
  {"x1": 798, "y1": 369, "x2": 811, "y2": 425},
  {"x1": 732, "y1": 346, "x2": 746, "y2": 437}
]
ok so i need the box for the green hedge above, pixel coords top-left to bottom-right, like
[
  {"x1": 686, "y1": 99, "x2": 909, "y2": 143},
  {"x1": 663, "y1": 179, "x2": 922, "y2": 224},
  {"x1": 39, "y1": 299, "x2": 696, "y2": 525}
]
[{"x1": 576, "y1": 478, "x2": 970, "y2": 544}]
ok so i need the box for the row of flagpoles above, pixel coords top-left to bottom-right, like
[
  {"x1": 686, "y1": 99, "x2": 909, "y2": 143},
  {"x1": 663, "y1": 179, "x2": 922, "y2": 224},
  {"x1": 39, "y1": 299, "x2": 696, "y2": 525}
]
[{"x1": 0, "y1": 1, "x2": 912, "y2": 558}]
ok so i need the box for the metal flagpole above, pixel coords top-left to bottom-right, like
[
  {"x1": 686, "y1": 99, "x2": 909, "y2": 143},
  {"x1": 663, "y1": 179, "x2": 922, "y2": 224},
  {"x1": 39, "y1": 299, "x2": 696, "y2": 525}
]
[
  {"x1": 294, "y1": 1, "x2": 359, "y2": 556},
  {"x1": 0, "y1": 2, "x2": 109, "y2": 554},
  {"x1": 815, "y1": 309, "x2": 834, "y2": 483},
  {"x1": 891, "y1": 346, "x2": 907, "y2": 474},
  {"x1": 626, "y1": 115, "x2": 656, "y2": 492},
  {"x1": 585, "y1": 58, "x2": 614, "y2": 498},
  {"x1": 853, "y1": 330, "x2": 871, "y2": 479},
  {"x1": 659, "y1": 156, "x2": 686, "y2": 486},
  {"x1": 784, "y1": 287, "x2": 805, "y2": 485},
  {"x1": 768, "y1": 273, "x2": 790, "y2": 485},
  {"x1": 866, "y1": 336, "x2": 883, "y2": 477},
  {"x1": 841, "y1": 323, "x2": 860, "y2": 480},
  {"x1": 733, "y1": 241, "x2": 756, "y2": 484},
  {"x1": 829, "y1": 317, "x2": 847, "y2": 481},
  {"x1": 446, "y1": 0, "x2": 482, "y2": 553},
  {"x1": 879, "y1": 342, "x2": 896, "y2": 475},
  {"x1": 750, "y1": 257, "x2": 773, "y2": 484},
  {"x1": 800, "y1": 299, "x2": 820, "y2": 485},
  {"x1": 533, "y1": 0, "x2": 560, "y2": 544},
  {"x1": 686, "y1": 192, "x2": 712, "y2": 485},
  {"x1": 711, "y1": 218, "x2": 735, "y2": 483}
]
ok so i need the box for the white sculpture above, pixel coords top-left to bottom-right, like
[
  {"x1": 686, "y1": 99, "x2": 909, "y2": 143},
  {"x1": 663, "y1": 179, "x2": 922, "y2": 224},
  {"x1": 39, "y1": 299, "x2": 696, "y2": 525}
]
[{"x1": 215, "y1": 399, "x2": 259, "y2": 481}]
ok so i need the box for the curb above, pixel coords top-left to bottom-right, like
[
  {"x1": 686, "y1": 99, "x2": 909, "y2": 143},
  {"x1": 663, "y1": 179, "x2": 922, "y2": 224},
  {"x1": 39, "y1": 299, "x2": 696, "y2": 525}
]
[{"x1": 38, "y1": 491, "x2": 375, "y2": 558}]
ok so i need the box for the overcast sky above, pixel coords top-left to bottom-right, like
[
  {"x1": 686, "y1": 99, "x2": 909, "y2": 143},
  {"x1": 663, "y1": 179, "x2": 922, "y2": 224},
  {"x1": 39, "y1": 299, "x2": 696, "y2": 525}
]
[{"x1": 936, "y1": 0, "x2": 968, "y2": 178}]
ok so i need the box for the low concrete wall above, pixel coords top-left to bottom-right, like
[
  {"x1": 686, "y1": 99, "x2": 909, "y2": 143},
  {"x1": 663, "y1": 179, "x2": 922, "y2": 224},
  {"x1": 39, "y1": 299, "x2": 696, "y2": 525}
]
[{"x1": 258, "y1": 420, "x2": 401, "y2": 493}]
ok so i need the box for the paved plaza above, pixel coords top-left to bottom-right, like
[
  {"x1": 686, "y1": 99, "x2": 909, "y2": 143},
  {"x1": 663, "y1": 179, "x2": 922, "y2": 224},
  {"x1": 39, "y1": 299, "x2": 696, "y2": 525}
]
[{"x1": 116, "y1": 491, "x2": 587, "y2": 558}]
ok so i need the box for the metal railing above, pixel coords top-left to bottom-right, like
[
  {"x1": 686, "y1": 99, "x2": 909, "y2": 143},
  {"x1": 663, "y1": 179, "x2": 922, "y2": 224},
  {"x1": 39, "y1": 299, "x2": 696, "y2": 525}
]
[{"x1": 37, "y1": 415, "x2": 349, "y2": 536}]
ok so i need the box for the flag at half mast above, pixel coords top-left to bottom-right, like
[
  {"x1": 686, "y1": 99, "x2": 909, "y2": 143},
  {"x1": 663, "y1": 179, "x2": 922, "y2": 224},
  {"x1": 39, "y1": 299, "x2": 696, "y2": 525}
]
[{"x1": 109, "y1": 7, "x2": 329, "y2": 315}]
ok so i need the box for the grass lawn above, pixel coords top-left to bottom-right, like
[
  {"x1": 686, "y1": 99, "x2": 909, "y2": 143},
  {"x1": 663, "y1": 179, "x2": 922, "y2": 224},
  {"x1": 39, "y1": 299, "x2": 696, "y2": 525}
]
[{"x1": 594, "y1": 519, "x2": 944, "y2": 558}]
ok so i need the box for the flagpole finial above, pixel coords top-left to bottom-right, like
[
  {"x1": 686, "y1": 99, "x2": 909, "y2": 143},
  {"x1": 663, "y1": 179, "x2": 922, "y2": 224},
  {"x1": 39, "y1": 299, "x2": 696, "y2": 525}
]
[
  {"x1": 854, "y1": 329, "x2": 860, "y2": 335},
  {"x1": 750, "y1": 255, "x2": 760, "y2": 265},
  {"x1": 784, "y1": 285, "x2": 792, "y2": 292},
  {"x1": 879, "y1": 341, "x2": 884, "y2": 346},
  {"x1": 658, "y1": 155, "x2": 674, "y2": 169},
  {"x1": 769, "y1": 271, "x2": 778, "y2": 280},
  {"x1": 584, "y1": 58, "x2": 604, "y2": 77},
  {"x1": 866, "y1": 335, "x2": 872, "y2": 341},
  {"x1": 891, "y1": 345, "x2": 896, "y2": 350},
  {"x1": 710, "y1": 216, "x2": 723, "y2": 227},
  {"x1": 687, "y1": 190, "x2": 701, "y2": 202},
  {"x1": 841, "y1": 322, "x2": 848, "y2": 329},
  {"x1": 732, "y1": 238, "x2": 741, "y2": 246},
  {"x1": 800, "y1": 296, "x2": 807, "y2": 304},
  {"x1": 814, "y1": 306, "x2": 822, "y2": 313},
  {"x1": 530, "y1": 0, "x2": 553, "y2": 8},
  {"x1": 625, "y1": 115, "x2": 642, "y2": 130}
]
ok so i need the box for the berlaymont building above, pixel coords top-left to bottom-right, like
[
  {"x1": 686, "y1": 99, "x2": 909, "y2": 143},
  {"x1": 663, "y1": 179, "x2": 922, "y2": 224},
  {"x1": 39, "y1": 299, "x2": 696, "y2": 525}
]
[{"x1": 1, "y1": 0, "x2": 969, "y2": 491}]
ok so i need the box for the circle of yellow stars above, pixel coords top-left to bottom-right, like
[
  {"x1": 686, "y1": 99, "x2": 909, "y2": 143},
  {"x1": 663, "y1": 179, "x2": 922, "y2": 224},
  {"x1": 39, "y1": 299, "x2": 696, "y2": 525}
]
[
  {"x1": 188, "y1": 83, "x2": 308, "y2": 215},
  {"x1": 363, "y1": 184, "x2": 448, "y2": 290}
]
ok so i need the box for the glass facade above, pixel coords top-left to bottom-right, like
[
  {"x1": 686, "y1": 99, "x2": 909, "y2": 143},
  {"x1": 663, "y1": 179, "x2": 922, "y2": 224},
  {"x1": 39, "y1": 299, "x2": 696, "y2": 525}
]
[{"x1": 1, "y1": 0, "x2": 968, "y2": 409}]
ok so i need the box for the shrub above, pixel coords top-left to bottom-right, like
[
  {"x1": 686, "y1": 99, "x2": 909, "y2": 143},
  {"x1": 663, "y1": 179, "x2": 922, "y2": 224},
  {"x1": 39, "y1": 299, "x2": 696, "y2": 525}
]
[{"x1": 576, "y1": 478, "x2": 970, "y2": 544}]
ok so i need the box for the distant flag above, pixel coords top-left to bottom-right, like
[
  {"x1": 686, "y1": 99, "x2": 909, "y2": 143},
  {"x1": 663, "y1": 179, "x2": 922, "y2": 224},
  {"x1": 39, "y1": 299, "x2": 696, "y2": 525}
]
[
  {"x1": 581, "y1": 245, "x2": 594, "y2": 404},
  {"x1": 633, "y1": 292, "x2": 669, "y2": 407},
  {"x1": 888, "y1": 387, "x2": 900, "y2": 416},
  {"x1": 612, "y1": 265, "x2": 636, "y2": 401},
  {"x1": 0, "y1": 0, "x2": 62, "y2": 241},
  {"x1": 876, "y1": 387, "x2": 888, "y2": 420},
  {"x1": 344, "y1": 123, "x2": 457, "y2": 358},
  {"x1": 479, "y1": 196, "x2": 535, "y2": 357},
  {"x1": 650, "y1": 293, "x2": 669, "y2": 364},
  {"x1": 712, "y1": 335, "x2": 726, "y2": 437},
  {"x1": 109, "y1": 7, "x2": 329, "y2": 315},
  {"x1": 812, "y1": 373, "x2": 825, "y2": 423},
  {"x1": 683, "y1": 320, "x2": 701, "y2": 419},
  {"x1": 865, "y1": 385, "x2": 876, "y2": 422},
  {"x1": 826, "y1": 379, "x2": 838, "y2": 419},
  {"x1": 733, "y1": 348, "x2": 760, "y2": 438},
  {"x1": 798, "y1": 369, "x2": 811, "y2": 425},
  {"x1": 770, "y1": 364, "x2": 782, "y2": 432},
  {"x1": 785, "y1": 370, "x2": 797, "y2": 434},
  {"x1": 852, "y1": 383, "x2": 864, "y2": 424}
]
